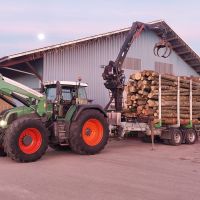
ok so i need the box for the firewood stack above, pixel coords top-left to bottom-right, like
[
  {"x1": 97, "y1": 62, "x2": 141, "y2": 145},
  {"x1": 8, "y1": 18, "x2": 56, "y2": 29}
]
[{"x1": 123, "y1": 70, "x2": 200, "y2": 125}]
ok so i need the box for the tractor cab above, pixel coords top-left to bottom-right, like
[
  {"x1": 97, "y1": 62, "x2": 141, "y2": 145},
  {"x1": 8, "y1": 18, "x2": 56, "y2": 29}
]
[
  {"x1": 44, "y1": 81, "x2": 88, "y2": 103},
  {"x1": 44, "y1": 81, "x2": 88, "y2": 118}
]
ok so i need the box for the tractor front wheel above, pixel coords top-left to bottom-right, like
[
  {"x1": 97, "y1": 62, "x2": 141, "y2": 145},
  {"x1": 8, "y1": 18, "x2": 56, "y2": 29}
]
[
  {"x1": 69, "y1": 110, "x2": 109, "y2": 155},
  {"x1": 4, "y1": 118, "x2": 48, "y2": 162}
]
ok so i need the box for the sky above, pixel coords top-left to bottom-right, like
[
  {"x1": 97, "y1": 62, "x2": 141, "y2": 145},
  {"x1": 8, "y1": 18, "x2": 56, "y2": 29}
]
[{"x1": 0, "y1": 0, "x2": 200, "y2": 57}]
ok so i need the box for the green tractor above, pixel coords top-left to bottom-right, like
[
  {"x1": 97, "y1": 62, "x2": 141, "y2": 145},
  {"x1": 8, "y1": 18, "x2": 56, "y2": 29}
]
[{"x1": 0, "y1": 75, "x2": 109, "y2": 162}]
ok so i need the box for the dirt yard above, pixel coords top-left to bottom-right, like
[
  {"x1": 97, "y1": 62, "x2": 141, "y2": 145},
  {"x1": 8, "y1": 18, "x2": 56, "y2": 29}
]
[{"x1": 0, "y1": 138, "x2": 200, "y2": 200}]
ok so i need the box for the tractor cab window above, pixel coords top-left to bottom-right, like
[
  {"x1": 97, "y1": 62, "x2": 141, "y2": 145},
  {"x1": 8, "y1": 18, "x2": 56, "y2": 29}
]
[
  {"x1": 46, "y1": 85, "x2": 87, "y2": 102},
  {"x1": 62, "y1": 88, "x2": 72, "y2": 100},
  {"x1": 46, "y1": 87, "x2": 56, "y2": 101},
  {"x1": 78, "y1": 87, "x2": 87, "y2": 100},
  {"x1": 46, "y1": 87, "x2": 73, "y2": 102}
]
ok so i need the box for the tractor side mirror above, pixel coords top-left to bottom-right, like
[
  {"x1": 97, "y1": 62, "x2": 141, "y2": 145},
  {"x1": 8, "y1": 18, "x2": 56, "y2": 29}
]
[{"x1": 40, "y1": 83, "x2": 45, "y2": 93}]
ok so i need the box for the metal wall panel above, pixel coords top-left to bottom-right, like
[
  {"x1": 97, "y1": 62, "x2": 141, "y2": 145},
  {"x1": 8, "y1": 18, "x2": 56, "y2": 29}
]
[{"x1": 44, "y1": 31, "x2": 198, "y2": 107}]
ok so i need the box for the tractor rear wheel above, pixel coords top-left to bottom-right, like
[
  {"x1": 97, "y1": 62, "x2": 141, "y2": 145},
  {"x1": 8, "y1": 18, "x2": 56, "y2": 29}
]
[
  {"x1": 69, "y1": 110, "x2": 109, "y2": 155},
  {"x1": 4, "y1": 117, "x2": 48, "y2": 162}
]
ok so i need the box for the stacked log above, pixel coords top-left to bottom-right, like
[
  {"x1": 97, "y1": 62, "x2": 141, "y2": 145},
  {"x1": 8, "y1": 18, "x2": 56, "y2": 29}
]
[{"x1": 123, "y1": 70, "x2": 200, "y2": 125}]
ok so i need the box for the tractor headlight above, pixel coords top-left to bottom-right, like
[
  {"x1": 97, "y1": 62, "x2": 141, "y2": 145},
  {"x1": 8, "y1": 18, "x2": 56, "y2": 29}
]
[
  {"x1": 0, "y1": 120, "x2": 7, "y2": 128},
  {"x1": 44, "y1": 102, "x2": 47, "y2": 109}
]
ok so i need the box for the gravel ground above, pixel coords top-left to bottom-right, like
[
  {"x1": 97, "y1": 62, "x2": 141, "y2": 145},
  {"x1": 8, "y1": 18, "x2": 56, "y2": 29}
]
[{"x1": 0, "y1": 138, "x2": 200, "y2": 200}]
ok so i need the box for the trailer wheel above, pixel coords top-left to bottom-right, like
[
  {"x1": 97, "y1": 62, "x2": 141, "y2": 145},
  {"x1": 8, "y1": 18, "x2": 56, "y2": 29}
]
[
  {"x1": 185, "y1": 129, "x2": 197, "y2": 144},
  {"x1": 169, "y1": 128, "x2": 183, "y2": 146},
  {"x1": 69, "y1": 110, "x2": 109, "y2": 155},
  {"x1": 4, "y1": 117, "x2": 48, "y2": 162}
]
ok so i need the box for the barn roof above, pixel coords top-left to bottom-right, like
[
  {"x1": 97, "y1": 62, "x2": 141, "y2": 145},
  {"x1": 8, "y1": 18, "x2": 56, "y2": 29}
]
[{"x1": 0, "y1": 20, "x2": 200, "y2": 73}]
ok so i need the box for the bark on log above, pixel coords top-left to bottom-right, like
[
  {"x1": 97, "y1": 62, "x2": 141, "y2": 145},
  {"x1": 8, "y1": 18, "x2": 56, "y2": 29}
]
[{"x1": 124, "y1": 70, "x2": 200, "y2": 125}]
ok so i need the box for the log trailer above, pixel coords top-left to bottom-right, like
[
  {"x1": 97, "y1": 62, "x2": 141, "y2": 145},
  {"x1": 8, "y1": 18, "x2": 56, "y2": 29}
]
[{"x1": 102, "y1": 21, "x2": 199, "y2": 145}]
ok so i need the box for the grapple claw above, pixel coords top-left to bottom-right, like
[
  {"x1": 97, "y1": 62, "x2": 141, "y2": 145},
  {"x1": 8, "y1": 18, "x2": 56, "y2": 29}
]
[{"x1": 153, "y1": 39, "x2": 172, "y2": 58}]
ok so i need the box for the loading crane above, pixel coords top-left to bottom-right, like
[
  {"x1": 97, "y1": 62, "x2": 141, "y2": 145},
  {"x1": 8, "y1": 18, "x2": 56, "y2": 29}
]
[{"x1": 102, "y1": 21, "x2": 171, "y2": 112}]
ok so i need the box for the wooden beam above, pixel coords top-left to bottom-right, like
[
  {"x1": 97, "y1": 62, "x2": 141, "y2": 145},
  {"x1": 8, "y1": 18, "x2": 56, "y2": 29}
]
[
  {"x1": 26, "y1": 62, "x2": 43, "y2": 82},
  {"x1": 156, "y1": 29, "x2": 173, "y2": 37},
  {"x1": 0, "y1": 67, "x2": 35, "y2": 76},
  {"x1": 184, "y1": 57, "x2": 198, "y2": 62},
  {"x1": 191, "y1": 63, "x2": 200, "y2": 67},
  {"x1": 194, "y1": 68, "x2": 200, "y2": 72},
  {"x1": 172, "y1": 44, "x2": 184, "y2": 49},
  {"x1": 0, "y1": 54, "x2": 42, "y2": 67},
  {"x1": 167, "y1": 36, "x2": 178, "y2": 42},
  {"x1": 177, "y1": 50, "x2": 190, "y2": 55}
]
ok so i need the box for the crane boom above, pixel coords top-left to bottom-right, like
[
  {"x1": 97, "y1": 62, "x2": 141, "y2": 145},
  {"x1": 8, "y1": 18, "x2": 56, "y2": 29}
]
[
  {"x1": 102, "y1": 22, "x2": 146, "y2": 112},
  {"x1": 102, "y1": 21, "x2": 171, "y2": 112},
  {"x1": 0, "y1": 74, "x2": 46, "y2": 116}
]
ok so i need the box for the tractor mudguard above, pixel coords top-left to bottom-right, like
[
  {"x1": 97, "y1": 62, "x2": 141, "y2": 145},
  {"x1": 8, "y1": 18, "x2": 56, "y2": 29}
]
[
  {"x1": 64, "y1": 104, "x2": 107, "y2": 135},
  {"x1": 65, "y1": 104, "x2": 107, "y2": 123},
  {"x1": 73, "y1": 104, "x2": 107, "y2": 121},
  {"x1": 0, "y1": 106, "x2": 41, "y2": 129}
]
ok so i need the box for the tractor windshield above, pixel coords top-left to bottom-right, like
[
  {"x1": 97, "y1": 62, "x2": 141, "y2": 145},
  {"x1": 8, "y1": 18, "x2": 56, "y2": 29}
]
[{"x1": 46, "y1": 86, "x2": 87, "y2": 102}]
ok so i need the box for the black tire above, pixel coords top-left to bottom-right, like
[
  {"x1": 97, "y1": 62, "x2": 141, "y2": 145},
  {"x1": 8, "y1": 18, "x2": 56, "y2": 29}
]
[
  {"x1": 69, "y1": 110, "x2": 109, "y2": 155},
  {"x1": 141, "y1": 135, "x2": 152, "y2": 143},
  {"x1": 49, "y1": 144, "x2": 71, "y2": 151},
  {"x1": 141, "y1": 135, "x2": 160, "y2": 143},
  {"x1": 0, "y1": 146, "x2": 6, "y2": 157},
  {"x1": 0, "y1": 136, "x2": 6, "y2": 157},
  {"x1": 169, "y1": 128, "x2": 183, "y2": 146},
  {"x1": 163, "y1": 139, "x2": 170, "y2": 145},
  {"x1": 185, "y1": 129, "x2": 197, "y2": 144},
  {"x1": 3, "y1": 117, "x2": 48, "y2": 162}
]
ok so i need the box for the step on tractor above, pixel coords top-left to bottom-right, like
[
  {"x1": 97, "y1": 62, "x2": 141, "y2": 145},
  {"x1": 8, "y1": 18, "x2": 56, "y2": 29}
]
[{"x1": 0, "y1": 77, "x2": 109, "y2": 162}]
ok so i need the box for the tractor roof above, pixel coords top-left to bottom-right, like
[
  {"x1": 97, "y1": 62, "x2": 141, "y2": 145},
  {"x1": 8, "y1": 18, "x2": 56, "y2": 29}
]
[{"x1": 44, "y1": 80, "x2": 88, "y2": 87}]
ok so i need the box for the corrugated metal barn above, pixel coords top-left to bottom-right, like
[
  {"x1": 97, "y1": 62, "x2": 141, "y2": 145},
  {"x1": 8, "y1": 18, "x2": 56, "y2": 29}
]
[{"x1": 0, "y1": 20, "x2": 200, "y2": 107}]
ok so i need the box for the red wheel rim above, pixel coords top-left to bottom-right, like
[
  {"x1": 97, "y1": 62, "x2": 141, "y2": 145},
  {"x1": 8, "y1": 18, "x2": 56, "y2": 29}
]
[
  {"x1": 18, "y1": 128, "x2": 42, "y2": 154},
  {"x1": 82, "y1": 119, "x2": 103, "y2": 146}
]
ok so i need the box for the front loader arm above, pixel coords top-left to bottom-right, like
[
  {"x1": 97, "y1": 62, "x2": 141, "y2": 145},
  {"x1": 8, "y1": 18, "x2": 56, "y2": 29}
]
[
  {"x1": 0, "y1": 75, "x2": 46, "y2": 116},
  {"x1": 0, "y1": 75, "x2": 43, "y2": 100}
]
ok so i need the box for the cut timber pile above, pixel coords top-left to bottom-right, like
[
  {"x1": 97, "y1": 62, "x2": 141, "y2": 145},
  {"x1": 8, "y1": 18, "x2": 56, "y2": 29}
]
[{"x1": 124, "y1": 70, "x2": 200, "y2": 125}]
